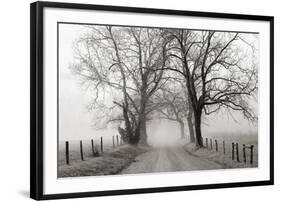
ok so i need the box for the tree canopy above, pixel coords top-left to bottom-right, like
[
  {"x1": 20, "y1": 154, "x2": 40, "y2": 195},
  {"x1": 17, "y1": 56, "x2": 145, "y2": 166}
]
[{"x1": 70, "y1": 25, "x2": 258, "y2": 146}]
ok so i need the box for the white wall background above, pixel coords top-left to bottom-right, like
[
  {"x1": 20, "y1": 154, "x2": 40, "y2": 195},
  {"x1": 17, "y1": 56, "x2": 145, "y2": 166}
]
[{"x1": 0, "y1": 0, "x2": 279, "y2": 201}]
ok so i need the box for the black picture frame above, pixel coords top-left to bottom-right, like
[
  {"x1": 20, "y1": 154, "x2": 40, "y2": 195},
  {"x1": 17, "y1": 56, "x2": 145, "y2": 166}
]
[{"x1": 30, "y1": 1, "x2": 274, "y2": 200}]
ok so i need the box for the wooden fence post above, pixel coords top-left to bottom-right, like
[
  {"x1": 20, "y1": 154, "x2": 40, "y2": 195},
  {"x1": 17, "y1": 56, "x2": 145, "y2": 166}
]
[
  {"x1": 65, "y1": 141, "x2": 69, "y2": 165},
  {"x1": 236, "y1": 143, "x2": 240, "y2": 162},
  {"x1": 206, "y1": 138, "x2": 208, "y2": 148},
  {"x1": 232, "y1": 142, "x2": 235, "y2": 160},
  {"x1": 112, "y1": 136, "x2": 115, "y2": 147},
  {"x1": 210, "y1": 139, "x2": 213, "y2": 150},
  {"x1": 243, "y1": 144, "x2": 246, "y2": 163},
  {"x1": 116, "y1": 135, "x2": 119, "y2": 146},
  {"x1": 80, "y1": 140, "x2": 84, "y2": 161},
  {"x1": 223, "y1": 141, "x2": 226, "y2": 155},
  {"x1": 250, "y1": 145, "x2": 254, "y2": 165},
  {"x1": 215, "y1": 139, "x2": 218, "y2": 152},
  {"x1": 100, "y1": 136, "x2": 103, "y2": 153},
  {"x1": 91, "y1": 139, "x2": 95, "y2": 156},
  {"x1": 201, "y1": 137, "x2": 203, "y2": 147}
]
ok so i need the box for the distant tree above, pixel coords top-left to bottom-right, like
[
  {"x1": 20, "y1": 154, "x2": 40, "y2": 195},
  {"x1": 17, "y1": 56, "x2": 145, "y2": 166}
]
[{"x1": 154, "y1": 77, "x2": 195, "y2": 141}]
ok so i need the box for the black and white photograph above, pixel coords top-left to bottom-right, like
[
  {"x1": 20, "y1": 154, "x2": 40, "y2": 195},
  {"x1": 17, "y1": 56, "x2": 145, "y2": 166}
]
[
  {"x1": 0, "y1": 0, "x2": 279, "y2": 201},
  {"x1": 29, "y1": 1, "x2": 273, "y2": 200},
  {"x1": 58, "y1": 23, "x2": 259, "y2": 178}
]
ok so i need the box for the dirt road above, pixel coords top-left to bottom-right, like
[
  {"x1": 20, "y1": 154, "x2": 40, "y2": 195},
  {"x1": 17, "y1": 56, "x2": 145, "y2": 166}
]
[{"x1": 121, "y1": 146, "x2": 222, "y2": 174}]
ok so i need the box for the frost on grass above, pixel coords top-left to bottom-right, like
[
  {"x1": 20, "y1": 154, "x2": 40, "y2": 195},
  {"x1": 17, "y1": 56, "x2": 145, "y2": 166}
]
[
  {"x1": 184, "y1": 143, "x2": 258, "y2": 169},
  {"x1": 58, "y1": 145, "x2": 149, "y2": 177}
]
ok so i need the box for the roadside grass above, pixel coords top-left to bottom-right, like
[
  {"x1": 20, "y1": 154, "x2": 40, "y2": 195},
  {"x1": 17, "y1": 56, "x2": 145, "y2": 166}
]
[
  {"x1": 58, "y1": 145, "x2": 149, "y2": 177},
  {"x1": 184, "y1": 134, "x2": 258, "y2": 169}
]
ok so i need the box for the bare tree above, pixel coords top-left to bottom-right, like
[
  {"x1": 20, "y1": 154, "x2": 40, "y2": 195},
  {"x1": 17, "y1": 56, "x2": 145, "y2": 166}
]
[
  {"x1": 153, "y1": 77, "x2": 195, "y2": 141},
  {"x1": 70, "y1": 25, "x2": 169, "y2": 145},
  {"x1": 156, "y1": 87, "x2": 187, "y2": 139},
  {"x1": 70, "y1": 25, "x2": 258, "y2": 147},
  {"x1": 161, "y1": 30, "x2": 258, "y2": 147}
]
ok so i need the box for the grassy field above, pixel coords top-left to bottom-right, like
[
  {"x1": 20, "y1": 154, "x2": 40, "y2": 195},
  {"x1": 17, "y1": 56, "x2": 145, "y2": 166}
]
[
  {"x1": 58, "y1": 143, "x2": 148, "y2": 177},
  {"x1": 185, "y1": 133, "x2": 258, "y2": 168},
  {"x1": 58, "y1": 135, "x2": 129, "y2": 165}
]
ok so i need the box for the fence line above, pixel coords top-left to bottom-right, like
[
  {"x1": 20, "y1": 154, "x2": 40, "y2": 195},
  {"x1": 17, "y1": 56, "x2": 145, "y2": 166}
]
[
  {"x1": 243, "y1": 144, "x2": 246, "y2": 163},
  {"x1": 62, "y1": 136, "x2": 254, "y2": 166},
  {"x1": 65, "y1": 141, "x2": 69, "y2": 165},
  {"x1": 80, "y1": 140, "x2": 84, "y2": 161},
  {"x1": 100, "y1": 136, "x2": 103, "y2": 153},
  {"x1": 223, "y1": 141, "x2": 225, "y2": 155},
  {"x1": 202, "y1": 137, "x2": 254, "y2": 165},
  {"x1": 91, "y1": 139, "x2": 95, "y2": 157},
  {"x1": 62, "y1": 135, "x2": 123, "y2": 165},
  {"x1": 215, "y1": 139, "x2": 218, "y2": 152},
  {"x1": 232, "y1": 142, "x2": 235, "y2": 160}
]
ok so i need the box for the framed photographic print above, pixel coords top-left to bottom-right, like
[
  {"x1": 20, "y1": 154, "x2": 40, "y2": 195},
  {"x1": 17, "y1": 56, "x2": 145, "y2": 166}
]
[{"x1": 30, "y1": 1, "x2": 274, "y2": 200}]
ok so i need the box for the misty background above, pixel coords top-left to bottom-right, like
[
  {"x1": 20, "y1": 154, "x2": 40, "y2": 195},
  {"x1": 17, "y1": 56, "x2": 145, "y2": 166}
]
[{"x1": 58, "y1": 23, "x2": 258, "y2": 147}]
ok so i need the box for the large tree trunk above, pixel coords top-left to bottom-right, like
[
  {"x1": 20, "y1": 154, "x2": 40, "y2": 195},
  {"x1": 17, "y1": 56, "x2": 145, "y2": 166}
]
[
  {"x1": 187, "y1": 113, "x2": 195, "y2": 143},
  {"x1": 194, "y1": 110, "x2": 203, "y2": 147},
  {"x1": 138, "y1": 98, "x2": 148, "y2": 145},
  {"x1": 122, "y1": 107, "x2": 139, "y2": 145},
  {"x1": 178, "y1": 120, "x2": 185, "y2": 139},
  {"x1": 138, "y1": 115, "x2": 147, "y2": 145},
  {"x1": 187, "y1": 97, "x2": 195, "y2": 142}
]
